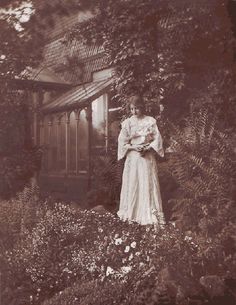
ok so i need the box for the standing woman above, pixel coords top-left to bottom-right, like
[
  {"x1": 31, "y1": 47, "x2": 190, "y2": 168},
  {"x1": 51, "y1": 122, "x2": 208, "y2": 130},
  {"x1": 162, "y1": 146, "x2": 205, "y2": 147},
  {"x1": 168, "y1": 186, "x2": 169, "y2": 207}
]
[{"x1": 117, "y1": 95, "x2": 165, "y2": 226}]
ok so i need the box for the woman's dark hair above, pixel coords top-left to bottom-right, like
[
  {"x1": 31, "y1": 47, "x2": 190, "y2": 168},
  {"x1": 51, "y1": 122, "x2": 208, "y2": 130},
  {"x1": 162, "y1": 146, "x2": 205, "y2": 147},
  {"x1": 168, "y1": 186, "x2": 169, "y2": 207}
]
[
  {"x1": 129, "y1": 94, "x2": 143, "y2": 105},
  {"x1": 126, "y1": 94, "x2": 145, "y2": 113}
]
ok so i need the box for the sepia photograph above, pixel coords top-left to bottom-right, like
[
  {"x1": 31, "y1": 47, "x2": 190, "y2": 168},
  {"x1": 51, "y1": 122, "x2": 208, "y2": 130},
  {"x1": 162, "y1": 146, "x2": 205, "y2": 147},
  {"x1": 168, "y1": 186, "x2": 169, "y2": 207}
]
[{"x1": 0, "y1": 0, "x2": 236, "y2": 304}]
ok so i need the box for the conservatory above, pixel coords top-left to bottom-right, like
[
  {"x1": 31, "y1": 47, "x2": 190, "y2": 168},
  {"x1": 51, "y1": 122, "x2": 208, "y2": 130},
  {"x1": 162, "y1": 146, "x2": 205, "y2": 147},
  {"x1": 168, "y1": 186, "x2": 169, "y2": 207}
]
[
  {"x1": 37, "y1": 72, "x2": 120, "y2": 201},
  {"x1": 22, "y1": 11, "x2": 122, "y2": 200}
]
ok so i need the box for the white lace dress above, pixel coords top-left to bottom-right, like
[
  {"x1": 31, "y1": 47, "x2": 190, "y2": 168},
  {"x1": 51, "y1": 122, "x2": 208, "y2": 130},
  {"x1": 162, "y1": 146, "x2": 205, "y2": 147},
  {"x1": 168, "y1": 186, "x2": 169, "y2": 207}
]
[{"x1": 117, "y1": 115, "x2": 165, "y2": 225}]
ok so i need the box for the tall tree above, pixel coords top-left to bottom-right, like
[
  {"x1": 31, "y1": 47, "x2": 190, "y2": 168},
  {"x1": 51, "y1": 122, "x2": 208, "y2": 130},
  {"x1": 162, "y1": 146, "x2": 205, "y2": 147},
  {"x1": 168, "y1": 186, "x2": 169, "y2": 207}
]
[
  {"x1": 30, "y1": 0, "x2": 236, "y2": 127},
  {"x1": 63, "y1": 0, "x2": 236, "y2": 128},
  {"x1": 0, "y1": 2, "x2": 43, "y2": 198}
]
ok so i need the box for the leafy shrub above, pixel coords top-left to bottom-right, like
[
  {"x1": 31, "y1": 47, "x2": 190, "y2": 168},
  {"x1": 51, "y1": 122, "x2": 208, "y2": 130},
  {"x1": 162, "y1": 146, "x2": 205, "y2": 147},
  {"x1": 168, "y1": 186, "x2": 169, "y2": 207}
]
[
  {"x1": 5, "y1": 205, "x2": 146, "y2": 304},
  {"x1": 0, "y1": 179, "x2": 47, "y2": 305},
  {"x1": 1, "y1": 111, "x2": 235, "y2": 304},
  {"x1": 41, "y1": 279, "x2": 130, "y2": 305},
  {"x1": 0, "y1": 178, "x2": 42, "y2": 251},
  {"x1": 0, "y1": 146, "x2": 42, "y2": 199},
  {"x1": 3, "y1": 203, "x2": 235, "y2": 305},
  {"x1": 157, "y1": 159, "x2": 179, "y2": 222},
  {"x1": 167, "y1": 109, "x2": 236, "y2": 238},
  {"x1": 87, "y1": 154, "x2": 124, "y2": 211}
]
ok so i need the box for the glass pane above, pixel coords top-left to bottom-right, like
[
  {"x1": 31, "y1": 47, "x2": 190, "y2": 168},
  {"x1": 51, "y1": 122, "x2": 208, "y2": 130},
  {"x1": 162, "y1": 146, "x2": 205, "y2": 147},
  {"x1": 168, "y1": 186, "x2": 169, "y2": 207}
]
[
  {"x1": 108, "y1": 100, "x2": 122, "y2": 151},
  {"x1": 58, "y1": 115, "x2": 66, "y2": 172},
  {"x1": 92, "y1": 95, "x2": 106, "y2": 148},
  {"x1": 69, "y1": 111, "x2": 77, "y2": 172},
  {"x1": 39, "y1": 121, "x2": 44, "y2": 147},
  {"x1": 49, "y1": 118, "x2": 58, "y2": 171},
  {"x1": 42, "y1": 116, "x2": 49, "y2": 172},
  {"x1": 78, "y1": 109, "x2": 88, "y2": 172},
  {"x1": 40, "y1": 120, "x2": 45, "y2": 172}
]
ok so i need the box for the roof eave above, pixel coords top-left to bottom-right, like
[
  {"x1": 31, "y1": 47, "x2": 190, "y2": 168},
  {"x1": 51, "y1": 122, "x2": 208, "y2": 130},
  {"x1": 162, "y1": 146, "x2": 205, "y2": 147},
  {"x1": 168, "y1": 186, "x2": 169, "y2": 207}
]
[
  {"x1": 11, "y1": 78, "x2": 73, "y2": 91},
  {"x1": 42, "y1": 81, "x2": 112, "y2": 115}
]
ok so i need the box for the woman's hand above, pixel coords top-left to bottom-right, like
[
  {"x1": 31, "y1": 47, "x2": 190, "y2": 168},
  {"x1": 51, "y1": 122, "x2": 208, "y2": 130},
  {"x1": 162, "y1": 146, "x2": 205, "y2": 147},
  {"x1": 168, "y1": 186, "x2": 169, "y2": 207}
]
[
  {"x1": 132, "y1": 145, "x2": 144, "y2": 152},
  {"x1": 136, "y1": 145, "x2": 145, "y2": 153},
  {"x1": 140, "y1": 144, "x2": 151, "y2": 156},
  {"x1": 127, "y1": 144, "x2": 151, "y2": 154},
  {"x1": 128, "y1": 144, "x2": 144, "y2": 152}
]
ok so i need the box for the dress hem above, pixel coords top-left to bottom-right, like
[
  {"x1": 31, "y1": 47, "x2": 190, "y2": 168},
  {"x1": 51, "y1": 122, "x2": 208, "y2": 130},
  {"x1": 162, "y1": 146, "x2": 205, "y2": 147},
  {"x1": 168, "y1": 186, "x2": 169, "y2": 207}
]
[{"x1": 117, "y1": 211, "x2": 165, "y2": 226}]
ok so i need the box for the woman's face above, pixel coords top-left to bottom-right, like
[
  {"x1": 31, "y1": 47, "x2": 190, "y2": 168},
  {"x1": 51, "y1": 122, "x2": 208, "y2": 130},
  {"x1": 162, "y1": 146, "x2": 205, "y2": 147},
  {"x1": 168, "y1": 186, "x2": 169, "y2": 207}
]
[{"x1": 130, "y1": 103, "x2": 143, "y2": 117}]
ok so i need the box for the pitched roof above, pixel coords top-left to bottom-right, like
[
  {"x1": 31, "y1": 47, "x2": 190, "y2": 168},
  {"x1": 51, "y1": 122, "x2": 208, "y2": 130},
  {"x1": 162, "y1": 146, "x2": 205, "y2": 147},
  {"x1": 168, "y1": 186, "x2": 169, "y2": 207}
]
[
  {"x1": 37, "y1": 11, "x2": 108, "y2": 85},
  {"x1": 22, "y1": 66, "x2": 69, "y2": 84},
  {"x1": 42, "y1": 77, "x2": 113, "y2": 113},
  {"x1": 42, "y1": 38, "x2": 108, "y2": 84},
  {"x1": 45, "y1": 11, "x2": 93, "y2": 41}
]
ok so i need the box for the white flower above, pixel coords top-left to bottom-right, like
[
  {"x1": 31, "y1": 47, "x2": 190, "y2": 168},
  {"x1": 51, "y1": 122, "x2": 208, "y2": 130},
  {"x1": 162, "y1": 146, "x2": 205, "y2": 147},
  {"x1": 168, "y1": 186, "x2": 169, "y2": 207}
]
[
  {"x1": 63, "y1": 267, "x2": 72, "y2": 273},
  {"x1": 184, "y1": 235, "x2": 192, "y2": 241},
  {"x1": 114, "y1": 237, "x2": 122, "y2": 245},
  {"x1": 88, "y1": 262, "x2": 97, "y2": 272},
  {"x1": 124, "y1": 245, "x2": 130, "y2": 253},
  {"x1": 130, "y1": 241, "x2": 136, "y2": 248},
  {"x1": 106, "y1": 266, "x2": 115, "y2": 276},
  {"x1": 121, "y1": 266, "x2": 132, "y2": 274},
  {"x1": 129, "y1": 253, "x2": 134, "y2": 261}
]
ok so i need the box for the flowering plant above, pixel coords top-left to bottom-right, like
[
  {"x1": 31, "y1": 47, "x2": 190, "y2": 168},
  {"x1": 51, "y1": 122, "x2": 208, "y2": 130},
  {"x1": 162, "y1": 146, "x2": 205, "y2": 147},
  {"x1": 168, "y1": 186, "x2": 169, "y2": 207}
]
[{"x1": 3, "y1": 201, "x2": 235, "y2": 305}]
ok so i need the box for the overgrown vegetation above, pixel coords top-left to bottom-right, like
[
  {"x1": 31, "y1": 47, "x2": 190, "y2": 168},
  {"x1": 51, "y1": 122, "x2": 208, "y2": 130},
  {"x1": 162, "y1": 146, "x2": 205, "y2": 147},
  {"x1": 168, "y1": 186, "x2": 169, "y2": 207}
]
[
  {"x1": 0, "y1": 1, "x2": 236, "y2": 304},
  {"x1": 168, "y1": 109, "x2": 236, "y2": 234},
  {"x1": 65, "y1": 0, "x2": 236, "y2": 128},
  {"x1": 0, "y1": 3, "x2": 43, "y2": 198},
  {"x1": 1, "y1": 194, "x2": 235, "y2": 304},
  {"x1": 87, "y1": 153, "x2": 123, "y2": 211},
  {"x1": 0, "y1": 111, "x2": 235, "y2": 305}
]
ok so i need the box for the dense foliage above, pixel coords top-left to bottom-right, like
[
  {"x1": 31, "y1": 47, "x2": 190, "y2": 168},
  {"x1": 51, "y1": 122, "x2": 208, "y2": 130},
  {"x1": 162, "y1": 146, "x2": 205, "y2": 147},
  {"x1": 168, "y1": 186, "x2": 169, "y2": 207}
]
[
  {"x1": 65, "y1": 0, "x2": 236, "y2": 127},
  {"x1": 0, "y1": 3, "x2": 43, "y2": 198},
  {"x1": 0, "y1": 111, "x2": 235, "y2": 305},
  {"x1": 1, "y1": 0, "x2": 235, "y2": 198},
  {"x1": 0, "y1": 1, "x2": 235, "y2": 304},
  {"x1": 167, "y1": 109, "x2": 236, "y2": 235},
  {"x1": 1, "y1": 195, "x2": 235, "y2": 305},
  {"x1": 87, "y1": 153, "x2": 123, "y2": 211}
]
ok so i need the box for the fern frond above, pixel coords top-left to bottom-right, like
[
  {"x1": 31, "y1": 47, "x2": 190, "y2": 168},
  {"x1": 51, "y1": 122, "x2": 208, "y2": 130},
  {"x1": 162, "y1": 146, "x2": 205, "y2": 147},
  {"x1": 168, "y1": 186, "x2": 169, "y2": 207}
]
[{"x1": 168, "y1": 108, "x2": 234, "y2": 234}]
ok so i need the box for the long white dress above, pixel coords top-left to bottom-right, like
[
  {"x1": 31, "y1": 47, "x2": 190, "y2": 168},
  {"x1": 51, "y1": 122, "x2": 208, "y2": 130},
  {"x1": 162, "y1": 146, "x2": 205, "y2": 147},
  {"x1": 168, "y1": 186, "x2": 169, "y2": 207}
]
[{"x1": 117, "y1": 115, "x2": 165, "y2": 225}]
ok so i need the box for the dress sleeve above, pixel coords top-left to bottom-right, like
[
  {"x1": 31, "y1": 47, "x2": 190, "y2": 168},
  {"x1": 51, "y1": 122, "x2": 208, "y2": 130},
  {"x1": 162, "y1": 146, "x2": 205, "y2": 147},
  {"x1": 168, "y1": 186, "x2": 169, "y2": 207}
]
[
  {"x1": 117, "y1": 119, "x2": 131, "y2": 160},
  {"x1": 149, "y1": 120, "x2": 164, "y2": 157}
]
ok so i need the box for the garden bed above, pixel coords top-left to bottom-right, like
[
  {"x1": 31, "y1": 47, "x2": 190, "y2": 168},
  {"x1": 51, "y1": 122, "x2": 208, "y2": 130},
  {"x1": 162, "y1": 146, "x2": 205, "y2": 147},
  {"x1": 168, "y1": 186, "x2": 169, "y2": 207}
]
[{"x1": 0, "y1": 196, "x2": 235, "y2": 305}]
